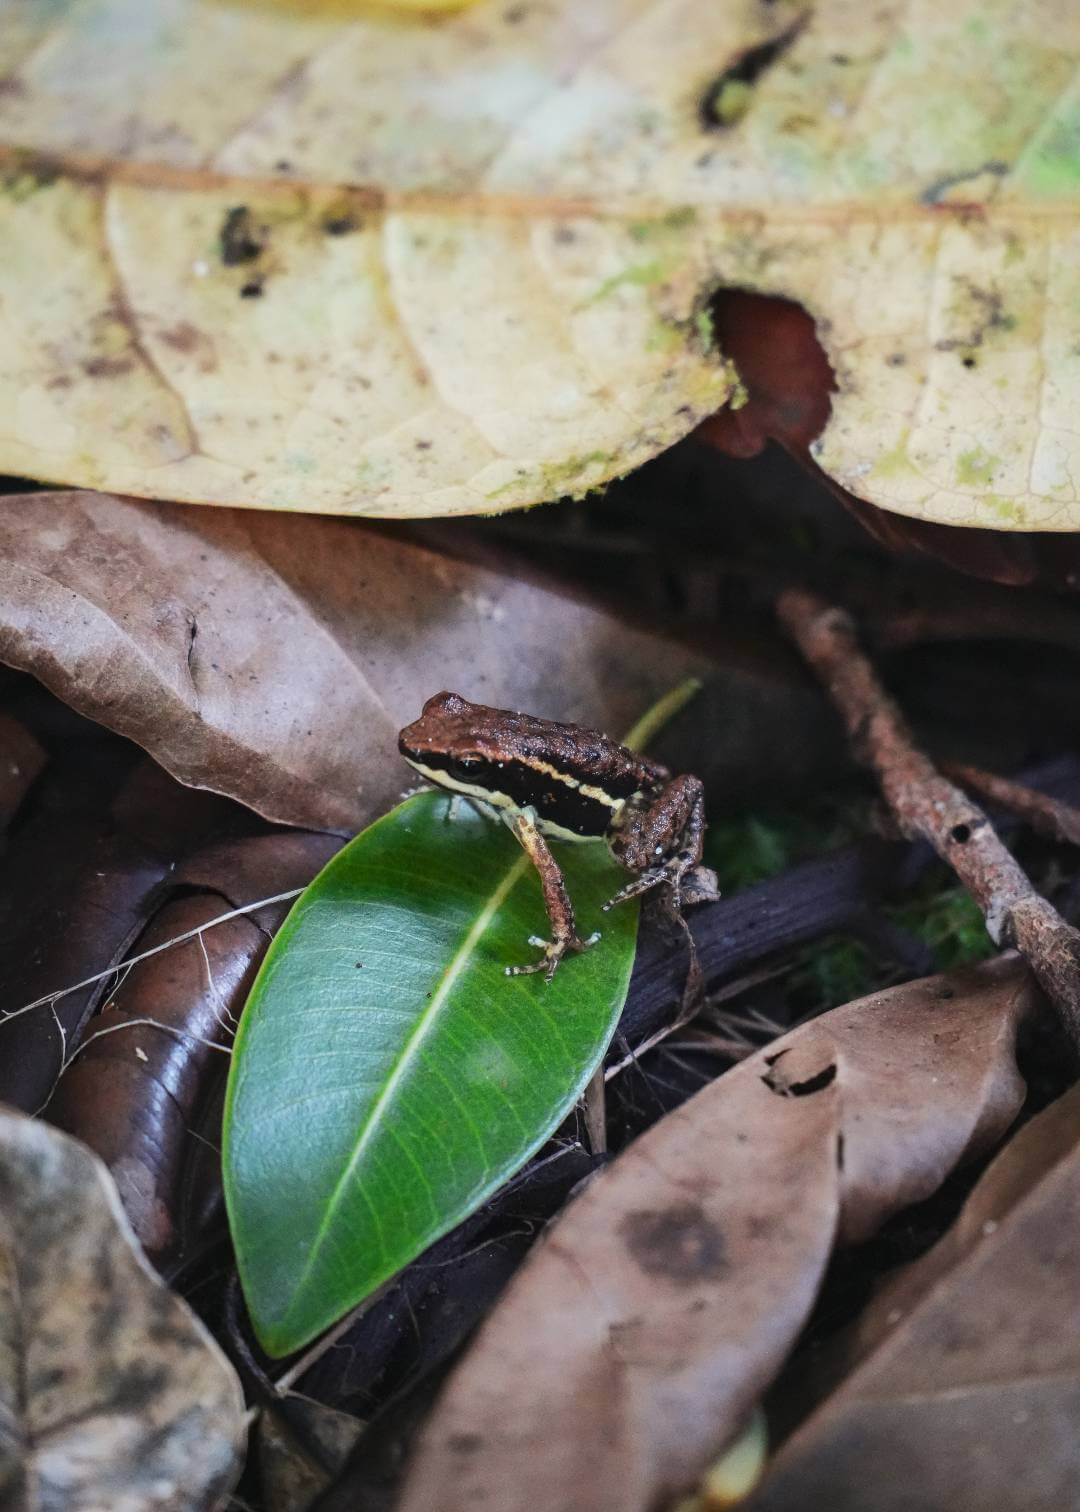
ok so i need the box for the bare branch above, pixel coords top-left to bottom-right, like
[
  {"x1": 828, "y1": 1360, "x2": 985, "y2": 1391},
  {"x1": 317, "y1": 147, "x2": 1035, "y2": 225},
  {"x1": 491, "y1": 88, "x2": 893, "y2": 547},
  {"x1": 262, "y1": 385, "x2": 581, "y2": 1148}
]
[
  {"x1": 777, "y1": 588, "x2": 1080, "y2": 1052},
  {"x1": 944, "y1": 762, "x2": 1080, "y2": 847}
]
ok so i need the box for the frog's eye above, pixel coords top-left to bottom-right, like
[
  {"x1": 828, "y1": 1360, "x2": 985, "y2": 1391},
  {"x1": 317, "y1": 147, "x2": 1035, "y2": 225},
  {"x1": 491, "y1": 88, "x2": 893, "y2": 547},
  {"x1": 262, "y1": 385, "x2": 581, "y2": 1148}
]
[{"x1": 448, "y1": 755, "x2": 485, "y2": 783}]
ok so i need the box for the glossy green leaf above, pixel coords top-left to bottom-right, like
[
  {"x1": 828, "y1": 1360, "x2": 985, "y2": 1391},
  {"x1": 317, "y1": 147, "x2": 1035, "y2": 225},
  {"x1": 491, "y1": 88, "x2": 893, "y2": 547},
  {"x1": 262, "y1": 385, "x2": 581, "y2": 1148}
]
[{"x1": 223, "y1": 792, "x2": 638, "y2": 1357}]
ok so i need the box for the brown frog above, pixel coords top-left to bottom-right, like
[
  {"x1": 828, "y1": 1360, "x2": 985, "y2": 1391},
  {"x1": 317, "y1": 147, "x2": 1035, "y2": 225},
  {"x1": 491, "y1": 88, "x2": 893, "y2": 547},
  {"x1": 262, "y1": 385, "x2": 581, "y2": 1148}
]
[{"x1": 399, "y1": 692, "x2": 710, "y2": 980}]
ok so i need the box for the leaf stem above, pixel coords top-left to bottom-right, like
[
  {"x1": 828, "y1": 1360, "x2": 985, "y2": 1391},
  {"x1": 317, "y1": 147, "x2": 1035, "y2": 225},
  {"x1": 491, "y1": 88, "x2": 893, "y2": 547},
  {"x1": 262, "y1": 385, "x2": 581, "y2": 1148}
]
[{"x1": 621, "y1": 676, "x2": 703, "y2": 753}]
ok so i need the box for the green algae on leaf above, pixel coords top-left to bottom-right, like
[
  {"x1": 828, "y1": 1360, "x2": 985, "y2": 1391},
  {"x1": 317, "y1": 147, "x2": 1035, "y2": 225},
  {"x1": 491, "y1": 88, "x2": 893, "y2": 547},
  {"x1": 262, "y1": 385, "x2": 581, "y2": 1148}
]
[{"x1": 0, "y1": 0, "x2": 1075, "y2": 526}]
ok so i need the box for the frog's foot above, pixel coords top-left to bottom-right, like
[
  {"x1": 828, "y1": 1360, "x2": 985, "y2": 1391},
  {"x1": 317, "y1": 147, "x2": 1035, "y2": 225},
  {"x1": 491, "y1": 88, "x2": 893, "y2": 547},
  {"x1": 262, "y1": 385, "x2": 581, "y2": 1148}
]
[
  {"x1": 602, "y1": 869, "x2": 665, "y2": 911},
  {"x1": 505, "y1": 929, "x2": 601, "y2": 983},
  {"x1": 603, "y1": 855, "x2": 718, "y2": 913}
]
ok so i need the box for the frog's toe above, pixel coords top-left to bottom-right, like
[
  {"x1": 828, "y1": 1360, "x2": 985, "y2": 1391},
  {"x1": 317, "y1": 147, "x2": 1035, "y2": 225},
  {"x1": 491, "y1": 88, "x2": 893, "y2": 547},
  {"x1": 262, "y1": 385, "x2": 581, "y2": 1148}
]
[
  {"x1": 505, "y1": 930, "x2": 600, "y2": 981},
  {"x1": 602, "y1": 869, "x2": 665, "y2": 911}
]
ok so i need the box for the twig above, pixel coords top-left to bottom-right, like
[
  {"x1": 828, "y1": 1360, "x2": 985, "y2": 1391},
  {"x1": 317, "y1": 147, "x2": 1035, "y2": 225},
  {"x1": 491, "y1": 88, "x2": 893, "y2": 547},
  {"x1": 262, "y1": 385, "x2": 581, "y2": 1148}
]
[
  {"x1": 777, "y1": 587, "x2": 1080, "y2": 1051},
  {"x1": 0, "y1": 888, "x2": 304, "y2": 1027},
  {"x1": 581, "y1": 1065, "x2": 607, "y2": 1154},
  {"x1": 944, "y1": 762, "x2": 1080, "y2": 847}
]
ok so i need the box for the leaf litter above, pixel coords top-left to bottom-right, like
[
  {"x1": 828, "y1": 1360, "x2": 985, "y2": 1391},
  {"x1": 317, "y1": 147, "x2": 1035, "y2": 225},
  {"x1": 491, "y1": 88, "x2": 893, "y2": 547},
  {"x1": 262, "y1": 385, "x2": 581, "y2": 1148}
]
[
  {"x1": 396, "y1": 956, "x2": 1037, "y2": 1512},
  {"x1": 0, "y1": 1107, "x2": 245, "y2": 1511},
  {"x1": 0, "y1": 0, "x2": 1075, "y2": 526}
]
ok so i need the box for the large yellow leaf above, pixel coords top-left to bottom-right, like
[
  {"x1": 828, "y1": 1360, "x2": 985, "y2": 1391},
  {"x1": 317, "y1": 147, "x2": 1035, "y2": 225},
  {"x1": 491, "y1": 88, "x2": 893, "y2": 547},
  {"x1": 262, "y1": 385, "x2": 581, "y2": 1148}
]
[{"x1": 0, "y1": 0, "x2": 1076, "y2": 526}]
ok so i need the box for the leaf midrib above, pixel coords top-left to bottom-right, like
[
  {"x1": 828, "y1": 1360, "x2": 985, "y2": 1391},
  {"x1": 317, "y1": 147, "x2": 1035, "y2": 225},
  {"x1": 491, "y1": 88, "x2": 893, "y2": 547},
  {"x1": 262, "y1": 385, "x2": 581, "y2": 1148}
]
[{"x1": 276, "y1": 848, "x2": 529, "y2": 1327}]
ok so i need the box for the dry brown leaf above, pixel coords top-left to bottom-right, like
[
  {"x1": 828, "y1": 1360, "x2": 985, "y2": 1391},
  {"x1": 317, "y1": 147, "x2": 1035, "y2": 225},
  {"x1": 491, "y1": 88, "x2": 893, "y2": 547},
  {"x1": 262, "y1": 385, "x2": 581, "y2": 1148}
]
[
  {"x1": 47, "y1": 830, "x2": 340, "y2": 1267},
  {"x1": 395, "y1": 956, "x2": 1035, "y2": 1512},
  {"x1": 0, "y1": 1, "x2": 1076, "y2": 528},
  {"x1": 0, "y1": 489, "x2": 723, "y2": 831},
  {"x1": 257, "y1": 1397, "x2": 364, "y2": 1512},
  {"x1": 0, "y1": 1106, "x2": 244, "y2": 1511},
  {"x1": 744, "y1": 1079, "x2": 1080, "y2": 1511}
]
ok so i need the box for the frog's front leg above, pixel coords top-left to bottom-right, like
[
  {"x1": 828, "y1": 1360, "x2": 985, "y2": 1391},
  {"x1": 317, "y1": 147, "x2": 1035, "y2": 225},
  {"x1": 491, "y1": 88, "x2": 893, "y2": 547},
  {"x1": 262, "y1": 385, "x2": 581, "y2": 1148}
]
[
  {"x1": 605, "y1": 775, "x2": 710, "y2": 911},
  {"x1": 501, "y1": 807, "x2": 600, "y2": 981}
]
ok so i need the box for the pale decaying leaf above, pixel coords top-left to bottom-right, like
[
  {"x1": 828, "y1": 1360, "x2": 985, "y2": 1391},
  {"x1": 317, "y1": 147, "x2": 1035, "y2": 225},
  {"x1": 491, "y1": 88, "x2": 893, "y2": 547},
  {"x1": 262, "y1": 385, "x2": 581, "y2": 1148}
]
[
  {"x1": 0, "y1": 489, "x2": 723, "y2": 831},
  {"x1": 745, "y1": 1079, "x2": 1080, "y2": 1510},
  {"x1": 395, "y1": 956, "x2": 1035, "y2": 1512},
  {"x1": 0, "y1": 0, "x2": 1076, "y2": 528},
  {"x1": 0, "y1": 1107, "x2": 244, "y2": 1512}
]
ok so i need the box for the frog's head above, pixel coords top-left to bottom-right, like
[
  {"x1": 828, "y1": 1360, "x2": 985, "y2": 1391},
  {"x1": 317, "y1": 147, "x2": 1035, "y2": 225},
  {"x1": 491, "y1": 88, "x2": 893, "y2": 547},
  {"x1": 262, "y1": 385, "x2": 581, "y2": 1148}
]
[{"x1": 398, "y1": 691, "x2": 499, "y2": 795}]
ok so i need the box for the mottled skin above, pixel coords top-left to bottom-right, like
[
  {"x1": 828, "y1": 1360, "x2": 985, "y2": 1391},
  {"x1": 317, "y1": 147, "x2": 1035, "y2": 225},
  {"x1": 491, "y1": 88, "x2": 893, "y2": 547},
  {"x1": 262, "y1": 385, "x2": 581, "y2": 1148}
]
[{"x1": 399, "y1": 692, "x2": 707, "y2": 979}]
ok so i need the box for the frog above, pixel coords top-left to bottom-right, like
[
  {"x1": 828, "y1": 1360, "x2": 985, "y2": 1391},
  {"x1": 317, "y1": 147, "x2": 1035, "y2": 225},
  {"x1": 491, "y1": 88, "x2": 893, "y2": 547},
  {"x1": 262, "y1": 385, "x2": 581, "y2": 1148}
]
[{"x1": 398, "y1": 692, "x2": 712, "y2": 980}]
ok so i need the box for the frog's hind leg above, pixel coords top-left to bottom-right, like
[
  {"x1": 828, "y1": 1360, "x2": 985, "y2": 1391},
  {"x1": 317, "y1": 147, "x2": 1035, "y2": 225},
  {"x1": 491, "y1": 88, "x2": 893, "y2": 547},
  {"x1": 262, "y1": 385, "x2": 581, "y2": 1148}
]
[
  {"x1": 605, "y1": 775, "x2": 709, "y2": 912},
  {"x1": 501, "y1": 807, "x2": 599, "y2": 981}
]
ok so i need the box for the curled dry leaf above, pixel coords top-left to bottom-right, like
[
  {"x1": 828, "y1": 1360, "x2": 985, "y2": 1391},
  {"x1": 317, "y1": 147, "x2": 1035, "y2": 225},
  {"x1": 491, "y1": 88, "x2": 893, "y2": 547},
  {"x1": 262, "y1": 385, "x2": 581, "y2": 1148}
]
[
  {"x1": 47, "y1": 830, "x2": 340, "y2": 1269},
  {"x1": 0, "y1": 491, "x2": 720, "y2": 832},
  {"x1": 396, "y1": 956, "x2": 1035, "y2": 1512},
  {"x1": 0, "y1": 753, "x2": 255, "y2": 1114},
  {"x1": 747, "y1": 1080, "x2": 1080, "y2": 1511},
  {"x1": 0, "y1": 1, "x2": 1076, "y2": 527},
  {"x1": 0, "y1": 1107, "x2": 244, "y2": 1511}
]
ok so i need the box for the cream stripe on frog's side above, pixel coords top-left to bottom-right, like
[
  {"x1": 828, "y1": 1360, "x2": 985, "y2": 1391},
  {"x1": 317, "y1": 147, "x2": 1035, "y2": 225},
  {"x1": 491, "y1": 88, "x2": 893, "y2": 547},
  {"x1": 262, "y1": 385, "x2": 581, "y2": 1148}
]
[{"x1": 403, "y1": 757, "x2": 633, "y2": 844}]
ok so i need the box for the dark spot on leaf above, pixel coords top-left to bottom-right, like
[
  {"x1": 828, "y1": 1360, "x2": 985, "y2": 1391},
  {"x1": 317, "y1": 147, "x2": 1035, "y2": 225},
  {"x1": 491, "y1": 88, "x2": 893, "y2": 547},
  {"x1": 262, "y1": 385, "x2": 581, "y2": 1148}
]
[
  {"x1": 762, "y1": 1060, "x2": 837, "y2": 1097},
  {"x1": 700, "y1": 14, "x2": 808, "y2": 129},
  {"x1": 240, "y1": 279, "x2": 264, "y2": 299},
  {"x1": 620, "y1": 1203, "x2": 726, "y2": 1282},
  {"x1": 951, "y1": 823, "x2": 972, "y2": 843},
  {"x1": 110, "y1": 1362, "x2": 170, "y2": 1411},
  {"x1": 220, "y1": 206, "x2": 265, "y2": 266},
  {"x1": 920, "y1": 160, "x2": 1009, "y2": 207},
  {"x1": 82, "y1": 356, "x2": 135, "y2": 379},
  {"x1": 886, "y1": 352, "x2": 906, "y2": 367},
  {"x1": 447, "y1": 1433, "x2": 484, "y2": 1454},
  {"x1": 962, "y1": 355, "x2": 977, "y2": 369},
  {"x1": 159, "y1": 321, "x2": 201, "y2": 354},
  {"x1": 324, "y1": 214, "x2": 360, "y2": 236}
]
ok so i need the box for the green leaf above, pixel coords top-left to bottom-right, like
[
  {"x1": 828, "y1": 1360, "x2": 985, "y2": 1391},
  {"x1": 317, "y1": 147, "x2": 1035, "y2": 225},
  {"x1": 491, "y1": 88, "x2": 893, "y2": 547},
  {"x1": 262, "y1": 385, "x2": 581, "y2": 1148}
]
[{"x1": 223, "y1": 791, "x2": 638, "y2": 1357}]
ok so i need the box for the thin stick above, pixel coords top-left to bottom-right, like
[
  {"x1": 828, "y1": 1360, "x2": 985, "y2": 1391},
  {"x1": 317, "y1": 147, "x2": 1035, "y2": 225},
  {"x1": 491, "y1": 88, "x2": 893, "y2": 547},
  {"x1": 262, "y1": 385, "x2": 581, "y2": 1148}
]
[
  {"x1": 273, "y1": 1279, "x2": 392, "y2": 1395},
  {"x1": 944, "y1": 762, "x2": 1080, "y2": 847},
  {"x1": 0, "y1": 889, "x2": 305, "y2": 1027},
  {"x1": 778, "y1": 587, "x2": 1080, "y2": 1052},
  {"x1": 581, "y1": 1065, "x2": 607, "y2": 1155}
]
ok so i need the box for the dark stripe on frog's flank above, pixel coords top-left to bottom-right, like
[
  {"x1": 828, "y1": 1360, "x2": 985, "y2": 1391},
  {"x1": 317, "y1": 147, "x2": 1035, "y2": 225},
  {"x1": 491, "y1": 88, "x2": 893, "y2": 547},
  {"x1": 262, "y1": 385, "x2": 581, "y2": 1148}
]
[{"x1": 416, "y1": 751, "x2": 616, "y2": 838}]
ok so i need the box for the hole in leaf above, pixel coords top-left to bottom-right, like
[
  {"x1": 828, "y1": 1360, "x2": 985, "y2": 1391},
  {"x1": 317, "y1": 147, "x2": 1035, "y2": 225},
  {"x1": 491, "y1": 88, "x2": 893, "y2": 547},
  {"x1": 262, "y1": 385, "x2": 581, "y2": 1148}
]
[
  {"x1": 696, "y1": 289, "x2": 835, "y2": 459},
  {"x1": 951, "y1": 824, "x2": 972, "y2": 844}
]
